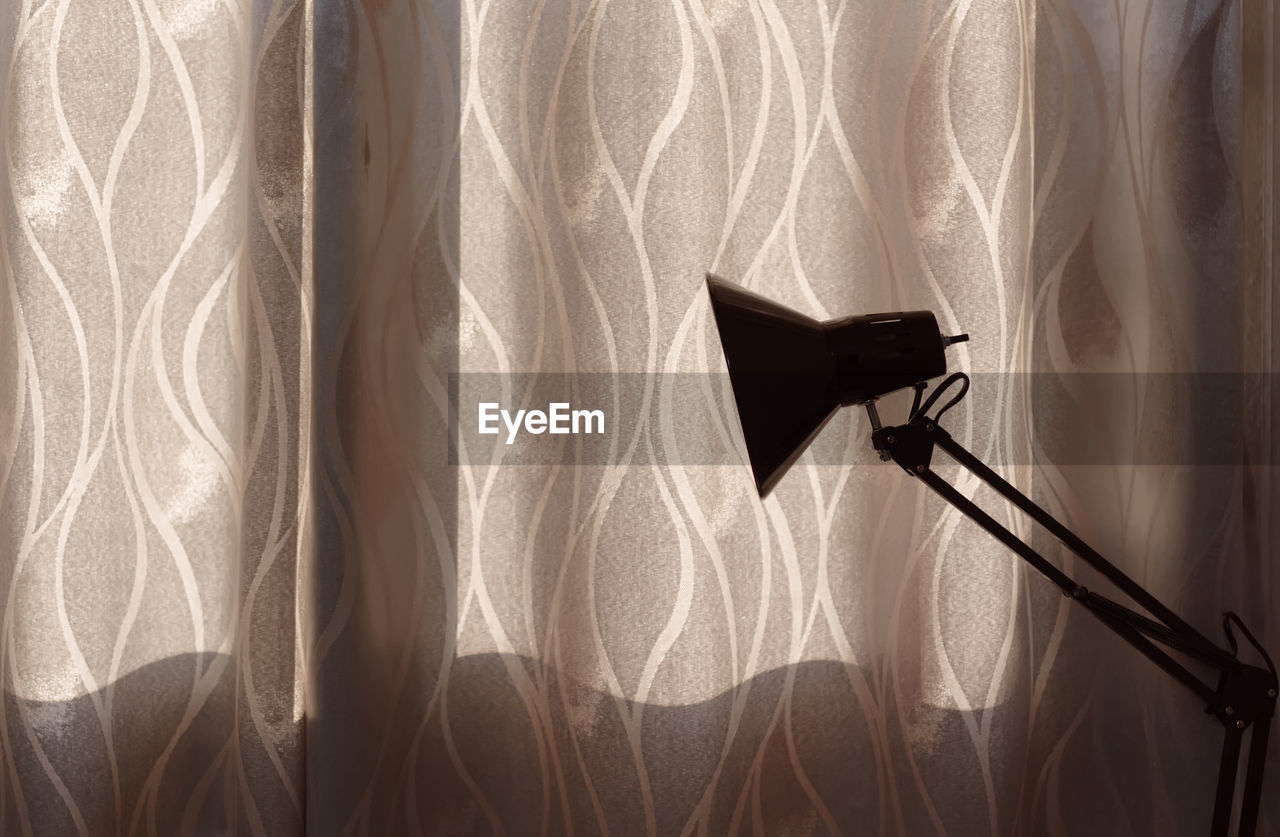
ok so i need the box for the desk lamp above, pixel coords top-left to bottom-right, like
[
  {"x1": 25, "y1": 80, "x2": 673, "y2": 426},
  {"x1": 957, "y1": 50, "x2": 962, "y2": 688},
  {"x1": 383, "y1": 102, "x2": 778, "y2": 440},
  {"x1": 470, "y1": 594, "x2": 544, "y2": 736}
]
[{"x1": 706, "y1": 274, "x2": 1276, "y2": 836}]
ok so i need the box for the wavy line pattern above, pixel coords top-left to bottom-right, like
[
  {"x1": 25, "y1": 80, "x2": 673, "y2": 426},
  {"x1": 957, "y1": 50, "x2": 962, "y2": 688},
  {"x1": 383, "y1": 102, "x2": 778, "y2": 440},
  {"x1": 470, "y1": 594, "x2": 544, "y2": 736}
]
[
  {"x1": 2, "y1": 0, "x2": 307, "y2": 834},
  {"x1": 0, "y1": 0, "x2": 1273, "y2": 835}
]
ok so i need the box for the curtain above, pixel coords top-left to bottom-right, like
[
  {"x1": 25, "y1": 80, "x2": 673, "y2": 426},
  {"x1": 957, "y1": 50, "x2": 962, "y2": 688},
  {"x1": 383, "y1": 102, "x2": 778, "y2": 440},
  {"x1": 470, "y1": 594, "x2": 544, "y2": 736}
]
[{"x1": 2, "y1": 0, "x2": 1275, "y2": 835}]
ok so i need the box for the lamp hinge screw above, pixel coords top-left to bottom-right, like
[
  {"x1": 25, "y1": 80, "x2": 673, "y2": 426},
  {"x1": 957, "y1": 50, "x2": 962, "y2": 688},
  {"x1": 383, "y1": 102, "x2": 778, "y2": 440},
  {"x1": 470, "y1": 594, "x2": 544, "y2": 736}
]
[
  {"x1": 887, "y1": 435, "x2": 896, "y2": 444},
  {"x1": 1225, "y1": 706, "x2": 1234, "y2": 715},
  {"x1": 1237, "y1": 720, "x2": 1246, "y2": 729},
  {"x1": 914, "y1": 464, "x2": 925, "y2": 474},
  {"x1": 1269, "y1": 689, "x2": 1277, "y2": 698},
  {"x1": 926, "y1": 423, "x2": 934, "y2": 432}
]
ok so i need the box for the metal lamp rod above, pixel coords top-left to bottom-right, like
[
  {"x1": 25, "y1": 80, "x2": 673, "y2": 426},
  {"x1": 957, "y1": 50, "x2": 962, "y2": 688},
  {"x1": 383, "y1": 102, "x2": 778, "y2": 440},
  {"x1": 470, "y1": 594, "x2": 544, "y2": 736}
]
[{"x1": 871, "y1": 389, "x2": 1277, "y2": 837}]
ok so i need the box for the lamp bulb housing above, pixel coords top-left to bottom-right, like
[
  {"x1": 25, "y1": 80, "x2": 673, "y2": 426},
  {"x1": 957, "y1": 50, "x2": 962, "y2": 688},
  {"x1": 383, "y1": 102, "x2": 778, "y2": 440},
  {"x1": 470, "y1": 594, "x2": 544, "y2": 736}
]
[{"x1": 706, "y1": 273, "x2": 958, "y2": 495}]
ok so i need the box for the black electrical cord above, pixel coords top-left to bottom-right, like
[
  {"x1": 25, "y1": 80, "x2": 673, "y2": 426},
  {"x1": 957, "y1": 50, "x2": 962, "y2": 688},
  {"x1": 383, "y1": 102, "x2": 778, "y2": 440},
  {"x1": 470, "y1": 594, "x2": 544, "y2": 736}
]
[
  {"x1": 1224, "y1": 612, "x2": 1278, "y2": 680},
  {"x1": 909, "y1": 382, "x2": 927, "y2": 419},
  {"x1": 911, "y1": 372, "x2": 970, "y2": 424}
]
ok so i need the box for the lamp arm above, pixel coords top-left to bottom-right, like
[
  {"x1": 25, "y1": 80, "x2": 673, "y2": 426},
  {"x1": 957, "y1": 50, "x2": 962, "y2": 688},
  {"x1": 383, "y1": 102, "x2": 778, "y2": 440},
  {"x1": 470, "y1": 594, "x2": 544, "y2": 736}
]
[{"x1": 870, "y1": 413, "x2": 1277, "y2": 837}]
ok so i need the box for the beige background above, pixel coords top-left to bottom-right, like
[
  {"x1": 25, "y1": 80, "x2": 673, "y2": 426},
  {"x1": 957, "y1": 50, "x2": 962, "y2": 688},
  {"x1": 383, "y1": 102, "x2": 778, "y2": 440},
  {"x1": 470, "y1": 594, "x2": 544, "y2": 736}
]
[{"x1": 1, "y1": 0, "x2": 1275, "y2": 834}]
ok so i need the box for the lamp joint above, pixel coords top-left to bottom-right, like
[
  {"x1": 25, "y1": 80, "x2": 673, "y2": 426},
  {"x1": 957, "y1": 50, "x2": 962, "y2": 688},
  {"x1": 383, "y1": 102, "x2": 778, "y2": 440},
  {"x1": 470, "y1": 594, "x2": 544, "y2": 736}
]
[
  {"x1": 1209, "y1": 663, "x2": 1278, "y2": 730},
  {"x1": 874, "y1": 421, "x2": 938, "y2": 475}
]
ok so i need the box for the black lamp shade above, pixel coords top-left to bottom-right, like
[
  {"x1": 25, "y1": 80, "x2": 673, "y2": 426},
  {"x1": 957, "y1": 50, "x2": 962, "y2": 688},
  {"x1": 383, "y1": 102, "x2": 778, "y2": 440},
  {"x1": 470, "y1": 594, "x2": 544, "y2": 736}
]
[{"x1": 706, "y1": 274, "x2": 949, "y2": 495}]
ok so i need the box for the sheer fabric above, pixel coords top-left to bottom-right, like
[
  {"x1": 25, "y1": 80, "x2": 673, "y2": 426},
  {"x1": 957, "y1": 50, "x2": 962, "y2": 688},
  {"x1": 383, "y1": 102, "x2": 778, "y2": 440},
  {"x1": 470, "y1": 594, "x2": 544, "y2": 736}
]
[{"x1": 1, "y1": 1, "x2": 1274, "y2": 834}]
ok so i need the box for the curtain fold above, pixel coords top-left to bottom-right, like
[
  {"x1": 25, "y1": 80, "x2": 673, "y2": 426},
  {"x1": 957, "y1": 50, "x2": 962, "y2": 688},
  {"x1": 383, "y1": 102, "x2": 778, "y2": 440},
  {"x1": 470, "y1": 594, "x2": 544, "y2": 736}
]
[{"x1": 1, "y1": 0, "x2": 1274, "y2": 835}]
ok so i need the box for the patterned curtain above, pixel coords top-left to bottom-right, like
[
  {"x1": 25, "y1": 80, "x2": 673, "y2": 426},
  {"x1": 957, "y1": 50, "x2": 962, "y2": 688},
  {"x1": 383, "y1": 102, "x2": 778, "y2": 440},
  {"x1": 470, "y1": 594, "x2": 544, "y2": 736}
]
[{"x1": 2, "y1": 0, "x2": 1274, "y2": 835}]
